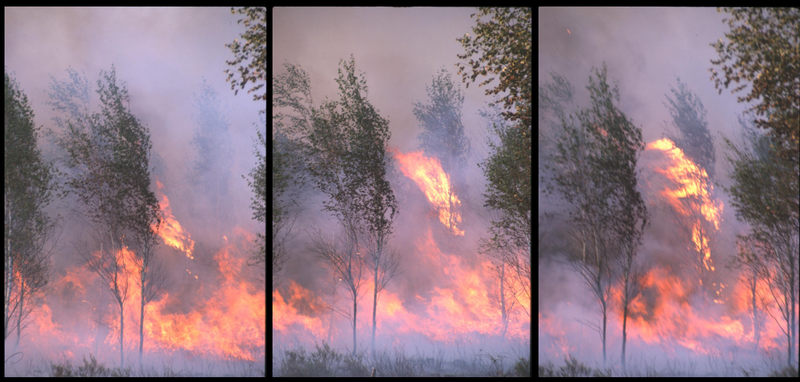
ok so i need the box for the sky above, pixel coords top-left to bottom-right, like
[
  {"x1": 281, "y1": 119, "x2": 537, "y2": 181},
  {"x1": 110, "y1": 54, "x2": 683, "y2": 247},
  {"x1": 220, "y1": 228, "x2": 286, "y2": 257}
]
[
  {"x1": 4, "y1": 6, "x2": 264, "y2": 239},
  {"x1": 273, "y1": 7, "x2": 496, "y2": 161}
]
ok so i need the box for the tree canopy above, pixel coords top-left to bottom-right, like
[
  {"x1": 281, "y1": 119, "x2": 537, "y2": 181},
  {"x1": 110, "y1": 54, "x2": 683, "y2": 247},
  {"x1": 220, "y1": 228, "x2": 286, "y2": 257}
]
[
  {"x1": 225, "y1": 7, "x2": 267, "y2": 103},
  {"x1": 457, "y1": 7, "x2": 531, "y2": 128},
  {"x1": 710, "y1": 7, "x2": 799, "y2": 161}
]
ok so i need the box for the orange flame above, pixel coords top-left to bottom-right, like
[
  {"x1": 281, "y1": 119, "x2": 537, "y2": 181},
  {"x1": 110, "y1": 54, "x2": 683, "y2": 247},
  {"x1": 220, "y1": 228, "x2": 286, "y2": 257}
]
[
  {"x1": 646, "y1": 138, "x2": 723, "y2": 278},
  {"x1": 152, "y1": 180, "x2": 195, "y2": 259},
  {"x1": 392, "y1": 150, "x2": 464, "y2": 236},
  {"x1": 646, "y1": 138, "x2": 722, "y2": 229}
]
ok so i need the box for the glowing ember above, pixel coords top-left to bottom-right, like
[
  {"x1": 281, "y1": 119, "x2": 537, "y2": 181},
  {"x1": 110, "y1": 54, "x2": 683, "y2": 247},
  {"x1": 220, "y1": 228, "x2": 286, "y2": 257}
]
[{"x1": 392, "y1": 150, "x2": 464, "y2": 236}]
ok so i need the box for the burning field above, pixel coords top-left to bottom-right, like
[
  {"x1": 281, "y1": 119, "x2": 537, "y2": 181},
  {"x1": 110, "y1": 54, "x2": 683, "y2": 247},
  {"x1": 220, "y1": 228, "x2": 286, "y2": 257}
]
[
  {"x1": 539, "y1": 136, "x2": 799, "y2": 376},
  {"x1": 4, "y1": 7, "x2": 266, "y2": 377},
  {"x1": 538, "y1": 7, "x2": 799, "y2": 377},
  {"x1": 272, "y1": 149, "x2": 531, "y2": 376},
  {"x1": 4, "y1": 182, "x2": 265, "y2": 376}
]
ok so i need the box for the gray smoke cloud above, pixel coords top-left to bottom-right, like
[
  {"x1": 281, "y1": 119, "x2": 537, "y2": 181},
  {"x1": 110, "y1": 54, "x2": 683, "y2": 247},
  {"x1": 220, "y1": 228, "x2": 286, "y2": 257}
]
[
  {"x1": 537, "y1": 7, "x2": 791, "y2": 375},
  {"x1": 5, "y1": 7, "x2": 264, "y2": 376},
  {"x1": 271, "y1": 7, "x2": 530, "y2": 374}
]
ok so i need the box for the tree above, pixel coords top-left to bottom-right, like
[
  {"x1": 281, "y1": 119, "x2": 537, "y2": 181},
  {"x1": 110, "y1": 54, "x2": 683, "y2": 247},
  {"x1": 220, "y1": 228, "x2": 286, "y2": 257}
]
[
  {"x1": 457, "y1": 7, "x2": 532, "y2": 128},
  {"x1": 724, "y1": 118, "x2": 799, "y2": 367},
  {"x1": 546, "y1": 65, "x2": 648, "y2": 368},
  {"x1": 459, "y1": 7, "x2": 532, "y2": 339},
  {"x1": 710, "y1": 7, "x2": 799, "y2": 163},
  {"x1": 4, "y1": 72, "x2": 56, "y2": 344},
  {"x1": 664, "y1": 78, "x2": 715, "y2": 178},
  {"x1": 305, "y1": 56, "x2": 398, "y2": 357},
  {"x1": 538, "y1": 73, "x2": 575, "y2": 168},
  {"x1": 225, "y1": 7, "x2": 266, "y2": 103},
  {"x1": 413, "y1": 68, "x2": 470, "y2": 173},
  {"x1": 190, "y1": 79, "x2": 233, "y2": 232},
  {"x1": 733, "y1": 234, "x2": 769, "y2": 351},
  {"x1": 413, "y1": 69, "x2": 468, "y2": 234},
  {"x1": 271, "y1": 63, "x2": 314, "y2": 286},
  {"x1": 246, "y1": 128, "x2": 266, "y2": 268},
  {"x1": 49, "y1": 66, "x2": 162, "y2": 368}
]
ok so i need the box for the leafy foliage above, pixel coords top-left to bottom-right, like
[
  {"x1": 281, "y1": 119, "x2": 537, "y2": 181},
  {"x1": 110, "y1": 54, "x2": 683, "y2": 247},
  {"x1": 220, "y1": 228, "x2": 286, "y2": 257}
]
[
  {"x1": 271, "y1": 63, "x2": 314, "y2": 283},
  {"x1": 4, "y1": 71, "x2": 56, "y2": 342},
  {"x1": 413, "y1": 68, "x2": 470, "y2": 172},
  {"x1": 457, "y1": 7, "x2": 531, "y2": 127},
  {"x1": 665, "y1": 78, "x2": 715, "y2": 178},
  {"x1": 246, "y1": 128, "x2": 266, "y2": 267},
  {"x1": 724, "y1": 115, "x2": 799, "y2": 367},
  {"x1": 225, "y1": 7, "x2": 266, "y2": 103},
  {"x1": 710, "y1": 7, "x2": 800, "y2": 161}
]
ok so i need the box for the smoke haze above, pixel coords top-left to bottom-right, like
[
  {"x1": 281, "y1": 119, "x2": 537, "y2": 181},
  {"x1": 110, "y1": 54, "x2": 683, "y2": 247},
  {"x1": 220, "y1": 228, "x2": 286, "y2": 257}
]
[
  {"x1": 272, "y1": 7, "x2": 531, "y2": 376},
  {"x1": 538, "y1": 7, "x2": 797, "y2": 376},
  {"x1": 5, "y1": 7, "x2": 265, "y2": 376}
]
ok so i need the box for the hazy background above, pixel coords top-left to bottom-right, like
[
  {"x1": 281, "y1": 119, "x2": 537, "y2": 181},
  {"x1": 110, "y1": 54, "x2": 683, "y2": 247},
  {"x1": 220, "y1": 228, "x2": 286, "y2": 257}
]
[
  {"x1": 272, "y1": 7, "x2": 529, "y2": 367},
  {"x1": 539, "y1": 7, "x2": 749, "y2": 168},
  {"x1": 5, "y1": 6, "x2": 263, "y2": 248},
  {"x1": 273, "y1": 7, "x2": 496, "y2": 158},
  {"x1": 538, "y1": 7, "x2": 772, "y2": 372},
  {"x1": 4, "y1": 7, "x2": 265, "y2": 374}
]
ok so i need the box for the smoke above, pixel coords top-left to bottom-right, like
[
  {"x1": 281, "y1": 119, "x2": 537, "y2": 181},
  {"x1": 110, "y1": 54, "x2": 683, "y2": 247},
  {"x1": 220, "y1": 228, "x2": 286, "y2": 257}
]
[
  {"x1": 4, "y1": 7, "x2": 264, "y2": 376},
  {"x1": 272, "y1": 7, "x2": 530, "y2": 375},
  {"x1": 538, "y1": 7, "x2": 797, "y2": 375}
]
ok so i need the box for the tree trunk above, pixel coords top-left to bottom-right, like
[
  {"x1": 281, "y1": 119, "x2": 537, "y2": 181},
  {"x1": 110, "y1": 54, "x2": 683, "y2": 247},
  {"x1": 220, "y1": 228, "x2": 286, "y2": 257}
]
[
  {"x1": 372, "y1": 262, "x2": 378, "y2": 358},
  {"x1": 16, "y1": 278, "x2": 24, "y2": 346},
  {"x1": 5, "y1": 222, "x2": 12, "y2": 341},
  {"x1": 789, "y1": 255, "x2": 796, "y2": 368},
  {"x1": 751, "y1": 274, "x2": 760, "y2": 350},
  {"x1": 601, "y1": 298, "x2": 607, "y2": 367},
  {"x1": 622, "y1": 295, "x2": 628, "y2": 370},
  {"x1": 500, "y1": 262, "x2": 508, "y2": 338},
  {"x1": 139, "y1": 278, "x2": 145, "y2": 366},
  {"x1": 352, "y1": 294, "x2": 358, "y2": 356},
  {"x1": 119, "y1": 301, "x2": 125, "y2": 368}
]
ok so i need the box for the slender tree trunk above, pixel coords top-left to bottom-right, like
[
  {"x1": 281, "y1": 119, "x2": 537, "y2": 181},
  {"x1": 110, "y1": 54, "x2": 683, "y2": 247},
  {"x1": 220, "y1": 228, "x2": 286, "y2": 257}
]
[
  {"x1": 601, "y1": 298, "x2": 607, "y2": 368},
  {"x1": 119, "y1": 301, "x2": 125, "y2": 368},
  {"x1": 622, "y1": 293, "x2": 628, "y2": 370},
  {"x1": 352, "y1": 294, "x2": 357, "y2": 356},
  {"x1": 751, "y1": 274, "x2": 760, "y2": 350},
  {"x1": 789, "y1": 254, "x2": 796, "y2": 368},
  {"x1": 5, "y1": 222, "x2": 12, "y2": 341},
  {"x1": 139, "y1": 278, "x2": 145, "y2": 366},
  {"x1": 500, "y1": 262, "x2": 508, "y2": 337},
  {"x1": 371, "y1": 262, "x2": 378, "y2": 359},
  {"x1": 16, "y1": 278, "x2": 24, "y2": 346}
]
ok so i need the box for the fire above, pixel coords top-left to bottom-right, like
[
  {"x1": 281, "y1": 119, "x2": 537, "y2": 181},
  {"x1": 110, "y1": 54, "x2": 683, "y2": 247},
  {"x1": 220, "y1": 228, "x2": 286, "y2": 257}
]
[
  {"x1": 645, "y1": 138, "x2": 723, "y2": 284},
  {"x1": 141, "y1": 232, "x2": 265, "y2": 361},
  {"x1": 392, "y1": 150, "x2": 464, "y2": 236},
  {"x1": 16, "y1": 228, "x2": 264, "y2": 366},
  {"x1": 646, "y1": 138, "x2": 722, "y2": 229},
  {"x1": 152, "y1": 180, "x2": 195, "y2": 260},
  {"x1": 273, "y1": 226, "x2": 530, "y2": 350}
]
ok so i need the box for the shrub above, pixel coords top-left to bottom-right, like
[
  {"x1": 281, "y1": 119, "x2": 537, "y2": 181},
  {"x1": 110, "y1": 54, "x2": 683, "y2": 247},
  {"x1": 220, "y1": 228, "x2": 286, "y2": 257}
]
[
  {"x1": 538, "y1": 355, "x2": 610, "y2": 377},
  {"x1": 513, "y1": 357, "x2": 530, "y2": 377},
  {"x1": 50, "y1": 354, "x2": 131, "y2": 377},
  {"x1": 769, "y1": 365, "x2": 798, "y2": 377}
]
